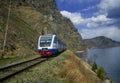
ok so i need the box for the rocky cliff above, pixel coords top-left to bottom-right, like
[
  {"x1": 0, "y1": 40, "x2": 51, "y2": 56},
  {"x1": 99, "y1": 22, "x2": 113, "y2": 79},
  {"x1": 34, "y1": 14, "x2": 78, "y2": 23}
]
[{"x1": 0, "y1": 0, "x2": 84, "y2": 57}]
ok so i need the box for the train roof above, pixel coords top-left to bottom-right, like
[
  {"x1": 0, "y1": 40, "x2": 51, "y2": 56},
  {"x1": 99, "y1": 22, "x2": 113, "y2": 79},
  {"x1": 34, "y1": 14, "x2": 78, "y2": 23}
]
[{"x1": 40, "y1": 34, "x2": 56, "y2": 37}]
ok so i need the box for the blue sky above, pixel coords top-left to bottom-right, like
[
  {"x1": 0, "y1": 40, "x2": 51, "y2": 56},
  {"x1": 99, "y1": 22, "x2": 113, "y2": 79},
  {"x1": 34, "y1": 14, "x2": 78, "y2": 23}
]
[{"x1": 56, "y1": 0, "x2": 120, "y2": 42}]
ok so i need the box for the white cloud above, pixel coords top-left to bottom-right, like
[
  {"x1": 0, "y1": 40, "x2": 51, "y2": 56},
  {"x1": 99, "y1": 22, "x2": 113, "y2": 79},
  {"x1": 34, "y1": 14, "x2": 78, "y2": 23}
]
[
  {"x1": 86, "y1": 15, "x2": 113, "y2": 28},
  {"x1": 80, "y1": 26, "x2": 120, "y2": 41},
  {"x1": 82, "y1": 6, "x2": 95, "y2": 12},
  {"x1": 87, "y1": 22, "x2": 98, "y2": 28},
  {"x1": 60, "y1": 10, "x2": 84, "y2": 25},
  {"x1": 98, "y1": 0, "x2": 120, "y2": 11},
  {"x1": 61, "y1": 10, "x2": 113, "y2": 28},
  {"x1": 91, "y1": 15, "x2": 108, "y2": 22},
  {"x1": 98, "y1": 0, "x2": 120, "y2": 19}
]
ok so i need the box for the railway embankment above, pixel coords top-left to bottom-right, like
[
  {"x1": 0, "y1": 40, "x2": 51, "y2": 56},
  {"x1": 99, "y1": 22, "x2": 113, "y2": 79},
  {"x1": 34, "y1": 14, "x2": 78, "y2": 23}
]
[{"x1": 3, "y1": 50, "x2": 102, "y2": 83}]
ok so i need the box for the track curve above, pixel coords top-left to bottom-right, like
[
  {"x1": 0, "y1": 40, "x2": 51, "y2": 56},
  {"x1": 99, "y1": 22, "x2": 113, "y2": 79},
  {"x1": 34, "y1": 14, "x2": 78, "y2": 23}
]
[{"x1": 0, "y1": 57, "x2": 48, "y2": 82}]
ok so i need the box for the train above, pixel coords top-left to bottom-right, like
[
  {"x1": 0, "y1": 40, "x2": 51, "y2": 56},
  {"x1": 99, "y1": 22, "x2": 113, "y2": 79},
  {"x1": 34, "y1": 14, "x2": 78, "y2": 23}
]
[{"x1": 38, "y1": 34, "x2": 66, "y2": 56}]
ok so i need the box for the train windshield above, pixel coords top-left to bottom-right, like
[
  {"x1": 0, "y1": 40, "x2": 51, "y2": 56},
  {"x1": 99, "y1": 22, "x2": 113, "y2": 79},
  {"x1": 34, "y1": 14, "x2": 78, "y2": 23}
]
[{"x1": 40, "y1": 36, "x2": 52, "y2": 47}]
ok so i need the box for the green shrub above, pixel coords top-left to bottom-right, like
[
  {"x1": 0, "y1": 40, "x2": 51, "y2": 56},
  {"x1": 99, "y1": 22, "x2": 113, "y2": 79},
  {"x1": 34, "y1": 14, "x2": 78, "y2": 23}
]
[
  {"x1": 97, "y1": 67, "x2": 105, "y2": 80},
  {"x1": 92, "y1": 62, "x2": 105, "y2": 80},
  {"x1": 92, "y1": 62, "x2": 98, "y2": 73}
]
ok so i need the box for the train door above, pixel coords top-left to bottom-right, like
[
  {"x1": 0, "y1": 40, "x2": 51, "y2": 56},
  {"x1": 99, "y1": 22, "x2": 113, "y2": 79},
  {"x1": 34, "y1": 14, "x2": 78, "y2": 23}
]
[{"x1": 53, "y1": 36, "x2": 58, "y2": 48}]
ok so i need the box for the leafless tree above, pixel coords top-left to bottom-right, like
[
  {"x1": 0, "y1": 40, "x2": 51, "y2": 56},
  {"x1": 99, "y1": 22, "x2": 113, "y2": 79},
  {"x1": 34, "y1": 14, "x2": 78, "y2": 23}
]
[{"x1": 1, "y1": 0, "x2": 11, "y2": 58}]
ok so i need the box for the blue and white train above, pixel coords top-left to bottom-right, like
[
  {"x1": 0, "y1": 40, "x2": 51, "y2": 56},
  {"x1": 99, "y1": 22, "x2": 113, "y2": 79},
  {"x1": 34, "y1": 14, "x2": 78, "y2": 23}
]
[{"x1": 38, "y1": 34, "x2": 66, "y2": 56}]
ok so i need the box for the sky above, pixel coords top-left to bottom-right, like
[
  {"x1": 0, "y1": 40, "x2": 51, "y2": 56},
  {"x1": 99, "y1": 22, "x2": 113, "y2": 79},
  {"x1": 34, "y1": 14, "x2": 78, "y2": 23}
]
[{"x1": 56, "y1": 0, "x2": 120, "y2": 42}]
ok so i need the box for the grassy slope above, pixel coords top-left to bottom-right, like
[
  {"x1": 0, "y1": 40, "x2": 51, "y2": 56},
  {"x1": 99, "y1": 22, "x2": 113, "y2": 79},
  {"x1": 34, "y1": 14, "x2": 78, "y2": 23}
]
[
  {"x1": 0, "y1": 54, "x2": 40, "y2": 68},
  {"x1": 0, "y1": 6, "x2": 40, "y2": 57},
  {"x1": 59, "y1": 50, "x2": 102, "y2": 83},
  {"x1": 5, "y1": 50, "x2": 102, "y2": 83}
]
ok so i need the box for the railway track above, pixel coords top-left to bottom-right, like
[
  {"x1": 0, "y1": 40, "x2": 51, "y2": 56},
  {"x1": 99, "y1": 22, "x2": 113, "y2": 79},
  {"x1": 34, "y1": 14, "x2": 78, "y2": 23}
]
[{"x1": 0, "y1": 57, "x2": 48, "y2": 82}]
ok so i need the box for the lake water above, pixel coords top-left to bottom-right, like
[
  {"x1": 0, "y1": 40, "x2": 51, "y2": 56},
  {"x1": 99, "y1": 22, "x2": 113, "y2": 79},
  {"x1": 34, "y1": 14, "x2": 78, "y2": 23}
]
[{"x1": 85, "y1": 47, "x2": 120, "y2": 83}]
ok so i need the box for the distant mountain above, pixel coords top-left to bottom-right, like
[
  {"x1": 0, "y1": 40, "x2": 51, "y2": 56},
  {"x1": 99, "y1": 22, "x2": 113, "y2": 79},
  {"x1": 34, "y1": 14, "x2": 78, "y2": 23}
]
[{"x1": 84, "y1": 36, "x2": 120, "y2": 48}]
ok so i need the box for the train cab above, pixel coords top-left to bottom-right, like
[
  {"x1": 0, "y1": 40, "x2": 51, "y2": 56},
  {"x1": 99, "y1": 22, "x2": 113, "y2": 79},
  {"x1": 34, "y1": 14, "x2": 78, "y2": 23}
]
[{"x1": 38, "y1": 34, "x2": 66, "y2": 56}]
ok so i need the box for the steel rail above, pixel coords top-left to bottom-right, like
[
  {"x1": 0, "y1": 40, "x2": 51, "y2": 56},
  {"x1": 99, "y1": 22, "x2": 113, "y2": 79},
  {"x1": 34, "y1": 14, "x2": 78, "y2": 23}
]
[{"x1": 0, "y1": 57, "x2": 48, "y2": 82}]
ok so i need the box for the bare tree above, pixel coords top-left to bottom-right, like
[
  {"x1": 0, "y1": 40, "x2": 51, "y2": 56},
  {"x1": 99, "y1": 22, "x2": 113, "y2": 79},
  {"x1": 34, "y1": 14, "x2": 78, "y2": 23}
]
[{"x1": 1, "y1": 0, "x2": 11, "y2": 58}]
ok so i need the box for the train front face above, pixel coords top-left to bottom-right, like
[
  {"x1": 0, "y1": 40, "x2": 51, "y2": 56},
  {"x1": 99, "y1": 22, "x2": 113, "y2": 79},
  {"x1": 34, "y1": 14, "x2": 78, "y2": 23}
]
[{"x1": 38, "y1": 35, "x2": 57, "y2": 56}]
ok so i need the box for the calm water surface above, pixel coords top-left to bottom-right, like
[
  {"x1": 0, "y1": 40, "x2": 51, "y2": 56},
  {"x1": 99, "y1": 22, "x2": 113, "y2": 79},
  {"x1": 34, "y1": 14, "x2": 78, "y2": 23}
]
[{"x1": 86, "y1": 47, "x2": 120, "y2": 83}]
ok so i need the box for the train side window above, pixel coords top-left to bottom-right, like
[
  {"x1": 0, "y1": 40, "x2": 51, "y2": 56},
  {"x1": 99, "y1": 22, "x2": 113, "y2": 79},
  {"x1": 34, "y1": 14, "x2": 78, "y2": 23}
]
[{"x1": 54, "y1": 37, "x2": 57, "y2": 43}]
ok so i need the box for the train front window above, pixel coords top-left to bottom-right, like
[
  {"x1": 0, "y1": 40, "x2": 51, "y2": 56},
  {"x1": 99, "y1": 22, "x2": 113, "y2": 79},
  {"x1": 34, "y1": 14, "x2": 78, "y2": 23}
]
[{"x1": 40, "y1": 36, "x2": 52, "y2": 47}]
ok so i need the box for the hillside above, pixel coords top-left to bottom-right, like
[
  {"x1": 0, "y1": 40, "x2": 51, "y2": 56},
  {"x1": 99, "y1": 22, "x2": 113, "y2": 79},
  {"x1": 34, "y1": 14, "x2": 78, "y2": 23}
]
[
  {"x1": 84, "y1": 36, "x2": 120, "y2": 48},
  {"x1": 0, "y1": 0, "x2": 85, "y2": 57}
]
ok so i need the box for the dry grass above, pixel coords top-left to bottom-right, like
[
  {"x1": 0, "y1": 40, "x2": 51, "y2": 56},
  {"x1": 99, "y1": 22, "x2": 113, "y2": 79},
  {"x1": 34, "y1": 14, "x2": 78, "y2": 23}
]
[
  {"x1": 14, "y1": 6, "x2": 43, "y2": 24},
  {"x1": 59, "y1": 50, "x2": 102, "y2": 83}
]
